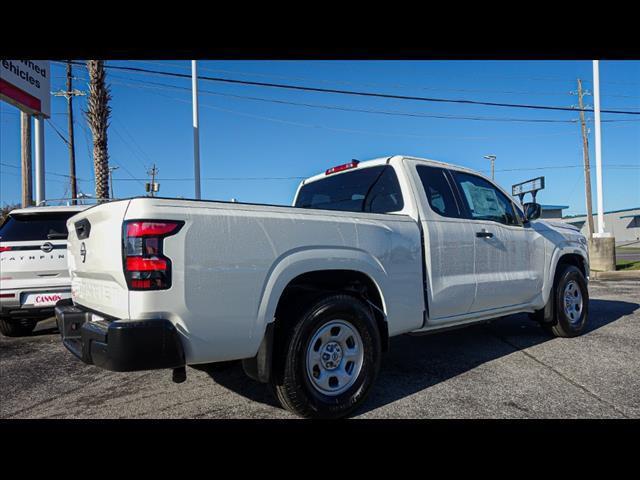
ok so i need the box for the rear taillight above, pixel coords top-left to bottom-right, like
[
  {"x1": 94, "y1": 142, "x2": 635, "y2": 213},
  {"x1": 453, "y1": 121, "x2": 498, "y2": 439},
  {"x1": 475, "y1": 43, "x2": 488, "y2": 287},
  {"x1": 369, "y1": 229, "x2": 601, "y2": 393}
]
[
  {"x1": 0, "y1": 246, "x2": 13, "y2": 253},
  {"x1": 123, "y1": 220, "x2": 183, "y2": 291}
]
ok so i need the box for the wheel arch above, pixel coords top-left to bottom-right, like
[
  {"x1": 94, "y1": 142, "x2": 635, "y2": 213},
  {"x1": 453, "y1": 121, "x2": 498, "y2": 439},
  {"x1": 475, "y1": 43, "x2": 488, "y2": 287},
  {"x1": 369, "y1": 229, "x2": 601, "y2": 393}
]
[
  {"x1": 543, "y1": 247, "x2": 589, "y2": 305},
  {"x1": 243, "y1": 248, "x2": 390, "y2": 383},
  {"x1": 254, "y1": 248, "x2": 389, "y2": 334}
]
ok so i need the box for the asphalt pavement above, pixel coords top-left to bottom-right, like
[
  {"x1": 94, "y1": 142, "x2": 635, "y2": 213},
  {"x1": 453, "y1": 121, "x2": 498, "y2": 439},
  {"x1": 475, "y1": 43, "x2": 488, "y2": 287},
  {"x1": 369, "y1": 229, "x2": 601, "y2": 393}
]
[{"x1": 1, "y1": 279, "x2": 638, "y2": 419}]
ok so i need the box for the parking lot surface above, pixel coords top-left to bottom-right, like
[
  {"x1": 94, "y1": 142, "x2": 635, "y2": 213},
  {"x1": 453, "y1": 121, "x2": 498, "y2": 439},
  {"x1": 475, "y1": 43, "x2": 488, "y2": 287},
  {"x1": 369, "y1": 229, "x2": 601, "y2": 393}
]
[{"x1": 1, "y1": 280, "x2": 638, "y2": 419}]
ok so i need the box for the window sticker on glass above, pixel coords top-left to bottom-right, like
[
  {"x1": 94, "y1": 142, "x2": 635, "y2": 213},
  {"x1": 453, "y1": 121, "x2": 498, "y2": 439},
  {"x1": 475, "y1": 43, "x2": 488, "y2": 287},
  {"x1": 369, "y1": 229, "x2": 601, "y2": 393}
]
[{"x1": 460, "y1": 182, "x2": 502, "y2": 218}]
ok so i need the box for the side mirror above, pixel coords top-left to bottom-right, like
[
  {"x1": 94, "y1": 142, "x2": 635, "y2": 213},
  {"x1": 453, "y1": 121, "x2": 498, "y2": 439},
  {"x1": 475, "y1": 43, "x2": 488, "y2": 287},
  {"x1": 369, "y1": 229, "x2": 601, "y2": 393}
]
[{"x1": 523, "y1": 202, "x2": 541, "y2": 222}]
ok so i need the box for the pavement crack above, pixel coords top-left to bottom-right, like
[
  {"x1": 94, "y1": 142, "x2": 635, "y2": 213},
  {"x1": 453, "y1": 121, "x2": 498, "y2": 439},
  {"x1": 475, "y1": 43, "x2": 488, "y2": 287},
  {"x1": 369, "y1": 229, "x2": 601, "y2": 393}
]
[{"x1": 485, "y1": 326, "x2": 630, "y2": 419}]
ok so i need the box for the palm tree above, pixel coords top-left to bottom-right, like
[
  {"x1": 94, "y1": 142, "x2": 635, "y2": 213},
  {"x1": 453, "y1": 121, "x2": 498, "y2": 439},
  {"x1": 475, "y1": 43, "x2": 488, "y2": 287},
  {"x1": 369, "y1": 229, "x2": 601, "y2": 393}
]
[{"x1": 85, "y1": 60, "x2": 111, "y2": 201}]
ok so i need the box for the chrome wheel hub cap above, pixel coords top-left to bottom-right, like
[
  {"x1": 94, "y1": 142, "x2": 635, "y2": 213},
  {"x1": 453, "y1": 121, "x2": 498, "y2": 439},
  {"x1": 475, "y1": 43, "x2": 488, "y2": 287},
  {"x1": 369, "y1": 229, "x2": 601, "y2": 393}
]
[
  {"x1": 563, "y1": 280, "x2": 583, "y2": 325},
  {"x1": 306, "y1": 320, "x2": 364, "y2": 396}
]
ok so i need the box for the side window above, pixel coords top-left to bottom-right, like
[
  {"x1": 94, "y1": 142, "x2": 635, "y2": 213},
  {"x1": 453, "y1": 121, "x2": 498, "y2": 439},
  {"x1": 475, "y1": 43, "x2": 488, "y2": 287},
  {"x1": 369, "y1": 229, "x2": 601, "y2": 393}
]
[
  {"x1": 451, "y1": 171, "x2": 520, "y2": 226},
  {"x1": 364, "y1": 167, "x2": 404, "y2": 213},
  {"x1": 416, "y1": 165, "x2": 462, "y2": 218}
]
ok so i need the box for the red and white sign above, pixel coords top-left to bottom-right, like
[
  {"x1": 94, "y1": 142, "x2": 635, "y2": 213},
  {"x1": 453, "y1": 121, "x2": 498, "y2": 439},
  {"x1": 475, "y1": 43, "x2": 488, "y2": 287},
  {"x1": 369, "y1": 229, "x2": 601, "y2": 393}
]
[
  {"x1": 22, "y1": 291, "x2": 70, "y2": 307},
  {"x1": 0, "y1": 60, "x2": 51, "y2": 118}
]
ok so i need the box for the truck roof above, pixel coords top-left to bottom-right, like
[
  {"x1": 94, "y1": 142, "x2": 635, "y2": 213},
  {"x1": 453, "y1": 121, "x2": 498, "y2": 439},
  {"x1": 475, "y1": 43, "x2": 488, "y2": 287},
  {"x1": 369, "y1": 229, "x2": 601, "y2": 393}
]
[
  {"x1": 301, "y1": 155, "x2": 484, "y2": 185},
  {"x1": 7, "y1": 205, "x2": 90, "y2": 216}
]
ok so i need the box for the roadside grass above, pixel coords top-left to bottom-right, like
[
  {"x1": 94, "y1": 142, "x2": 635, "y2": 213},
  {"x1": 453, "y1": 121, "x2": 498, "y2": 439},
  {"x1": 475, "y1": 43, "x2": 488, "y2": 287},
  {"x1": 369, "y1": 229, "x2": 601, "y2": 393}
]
[
  {"x1": 617, "y1": 246, "x2": 640, "y2": 253},
  {"x1": 616, "y1": 259, "x2": 640, "y2": 271}
]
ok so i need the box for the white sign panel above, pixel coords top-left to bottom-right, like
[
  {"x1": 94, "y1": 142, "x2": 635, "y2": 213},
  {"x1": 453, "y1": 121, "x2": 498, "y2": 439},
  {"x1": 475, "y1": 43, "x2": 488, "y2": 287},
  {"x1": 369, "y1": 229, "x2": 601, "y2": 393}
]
[{"x1": 0, "y1": 59, "x2": 51, "y2": 117}]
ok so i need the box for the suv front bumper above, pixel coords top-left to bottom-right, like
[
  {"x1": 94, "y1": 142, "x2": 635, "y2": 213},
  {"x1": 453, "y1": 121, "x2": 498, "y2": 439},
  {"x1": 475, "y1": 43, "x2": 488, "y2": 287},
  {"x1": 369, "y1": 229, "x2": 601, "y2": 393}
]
[{"x1": 55, "y1": 299, "x2": 185, "y2": 372}]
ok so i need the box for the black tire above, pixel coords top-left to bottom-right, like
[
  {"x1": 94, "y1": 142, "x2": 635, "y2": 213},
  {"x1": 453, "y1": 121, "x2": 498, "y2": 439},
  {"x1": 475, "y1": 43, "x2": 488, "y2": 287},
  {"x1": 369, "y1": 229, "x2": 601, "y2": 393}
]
[
  {"x1": 536, "y1": 264, "x2": 589, "y2": 338},
  {"x1": 272, "y1": 294, "x2": 381, "y2": 419},
  {"x1": 0, "y1": 318, "x2": 37, "y2": 337}
]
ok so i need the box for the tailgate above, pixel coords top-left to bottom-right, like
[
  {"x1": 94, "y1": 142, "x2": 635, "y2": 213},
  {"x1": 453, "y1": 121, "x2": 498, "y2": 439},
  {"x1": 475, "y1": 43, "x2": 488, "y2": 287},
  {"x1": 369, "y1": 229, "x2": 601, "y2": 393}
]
[
  {"x1": 67, "y1": 200, "x2": 131, "y2": 319},
  {"x1": 0, "y1": 240, "x2": 70, "y2": 290}
]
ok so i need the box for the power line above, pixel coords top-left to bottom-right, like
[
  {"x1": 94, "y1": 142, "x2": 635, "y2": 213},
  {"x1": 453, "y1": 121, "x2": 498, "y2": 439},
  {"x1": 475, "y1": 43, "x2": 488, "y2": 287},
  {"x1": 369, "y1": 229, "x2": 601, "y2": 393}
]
[
  {"x1": 76, "y1": 109, "x2": 146, "y2": 189},
  {"x1": 106, "y1": 164, "x2": 640, "y2": 182},
  {"x1": 110, "y1": 123, "x2": 150, "y2": 171},
  {"x1": 138, "y1": 85, "x2": 638, "y2": 141},
  {"x1": 106, "y1": 75, "x2": 638, "y2": 125},
  {"x1": 131, "y1": 60, "x2": 640, "y2": 98},
  {"x1": 45, "y1": 118, "x2": 71, "y2": 147},
  {"x1": 0, "y1": 161, "x2": 91, "y2": 182},
  {"x1": 126, "y1": 60, "x2": 640, "y2": 98},
  {"x1": 59, "y1": 61, "x2": 640, "y2": 116},
  {"x1": 113, "y1": 118, "x2": 154, "y2": 168}
]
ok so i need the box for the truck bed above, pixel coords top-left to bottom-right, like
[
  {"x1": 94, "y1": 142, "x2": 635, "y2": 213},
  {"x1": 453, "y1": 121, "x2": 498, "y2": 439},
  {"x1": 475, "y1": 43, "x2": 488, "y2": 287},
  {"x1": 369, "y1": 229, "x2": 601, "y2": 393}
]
[{"x1": 66, "y1": 197, "x2": 425, "y2": 364}]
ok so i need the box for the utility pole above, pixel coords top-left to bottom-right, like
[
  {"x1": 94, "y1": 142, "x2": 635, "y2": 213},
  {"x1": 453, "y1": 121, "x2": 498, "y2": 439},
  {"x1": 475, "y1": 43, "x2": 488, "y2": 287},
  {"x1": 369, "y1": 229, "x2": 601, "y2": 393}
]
[
  {"x1": 576, "y1": 79, "x2": 595, "y2": 240},
  {"x1": 192, "y1": 60, "x2": 201, "y2": 200},
  {"x1": 484, "y1": 154, "x2": 496, "y2": 180},
  {"x1": 108, "y1": 165, "x2": 119, "y2": 199},
  {"x1": 146, "y1": 164, "x2": 159, "y2": 197},
  {"x1": 20, "y1": 112, "x2": 33, "y2": 207},
  {"x1": 53, "y1": 61, "x2": 86, "y2": 204}
]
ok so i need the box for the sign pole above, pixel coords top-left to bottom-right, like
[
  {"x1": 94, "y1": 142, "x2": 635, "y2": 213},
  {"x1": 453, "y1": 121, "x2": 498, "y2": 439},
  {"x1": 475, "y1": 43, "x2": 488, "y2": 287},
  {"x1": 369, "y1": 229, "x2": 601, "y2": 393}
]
[
  {"x1": 34, "y1": 115, "x2": 45, "y2": 205},
  {"x1": 20, "y1": 112, "x2": 33, "y2": 207},
  {"x1": 192, "y1": 60, "x2": 201, "y2": 200}
]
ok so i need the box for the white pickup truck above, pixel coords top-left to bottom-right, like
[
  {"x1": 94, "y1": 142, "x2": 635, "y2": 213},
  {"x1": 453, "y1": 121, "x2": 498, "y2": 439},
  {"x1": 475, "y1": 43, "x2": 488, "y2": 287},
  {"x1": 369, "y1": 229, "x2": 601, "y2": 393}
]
[{"x1": 56, "y1": 155, "x2": 589, "y2": 418}]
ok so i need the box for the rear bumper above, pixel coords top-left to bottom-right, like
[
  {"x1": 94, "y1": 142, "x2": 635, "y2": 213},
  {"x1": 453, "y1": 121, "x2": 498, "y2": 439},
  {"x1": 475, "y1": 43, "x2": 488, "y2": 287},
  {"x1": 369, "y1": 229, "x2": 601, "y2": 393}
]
[{"x1": 55, "y1": 299, "x2": 185, "y2": 372}]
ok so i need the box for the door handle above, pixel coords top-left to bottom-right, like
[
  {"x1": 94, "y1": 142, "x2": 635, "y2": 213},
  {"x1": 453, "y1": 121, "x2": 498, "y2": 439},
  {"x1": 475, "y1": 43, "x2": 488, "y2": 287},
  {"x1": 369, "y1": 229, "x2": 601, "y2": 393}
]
[{"x1": 476, "y1": 229, "x2": 494, "y2": 238}]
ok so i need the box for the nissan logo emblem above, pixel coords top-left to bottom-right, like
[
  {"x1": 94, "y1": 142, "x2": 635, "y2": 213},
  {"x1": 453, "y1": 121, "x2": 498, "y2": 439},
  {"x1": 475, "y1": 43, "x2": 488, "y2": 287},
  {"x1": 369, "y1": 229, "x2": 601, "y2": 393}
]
[
  {"x1": 80, "y1": 242, "x2": 86, "y2": 263},
  {"x1": 41, "y1": 242, "x2": 53, "y2": 253}
]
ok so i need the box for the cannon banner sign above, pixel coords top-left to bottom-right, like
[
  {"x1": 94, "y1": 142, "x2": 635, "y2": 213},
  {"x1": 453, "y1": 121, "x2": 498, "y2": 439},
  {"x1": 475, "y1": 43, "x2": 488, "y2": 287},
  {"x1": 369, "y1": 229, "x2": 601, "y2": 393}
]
[{"x1": 0, "y1": 60, "x2": 51, "y2": 117}]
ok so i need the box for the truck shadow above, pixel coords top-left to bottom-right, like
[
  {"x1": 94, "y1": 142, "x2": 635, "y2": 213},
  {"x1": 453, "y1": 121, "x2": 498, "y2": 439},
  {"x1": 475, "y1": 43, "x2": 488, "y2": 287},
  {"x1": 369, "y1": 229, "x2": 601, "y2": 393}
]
[{"x1": 196, "y1": 298, "x2": 638, "y2": 416}]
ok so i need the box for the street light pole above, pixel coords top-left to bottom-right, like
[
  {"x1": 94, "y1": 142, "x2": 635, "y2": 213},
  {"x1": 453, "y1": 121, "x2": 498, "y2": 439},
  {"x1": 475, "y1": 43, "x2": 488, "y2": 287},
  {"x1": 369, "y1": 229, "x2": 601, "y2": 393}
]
[
  {"x1": 484, "y1": 155, "x2": 496, "y2": 181},
  {"x1": 192, "y1": 60, "x2": 201, "y2": 200}
]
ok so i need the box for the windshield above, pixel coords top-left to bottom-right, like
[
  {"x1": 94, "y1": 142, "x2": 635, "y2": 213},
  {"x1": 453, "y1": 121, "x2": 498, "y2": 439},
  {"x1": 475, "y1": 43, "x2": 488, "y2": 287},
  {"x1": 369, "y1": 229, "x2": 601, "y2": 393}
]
[{"x1": 0, "y1": 213, "x2": 75, "y2": 242}]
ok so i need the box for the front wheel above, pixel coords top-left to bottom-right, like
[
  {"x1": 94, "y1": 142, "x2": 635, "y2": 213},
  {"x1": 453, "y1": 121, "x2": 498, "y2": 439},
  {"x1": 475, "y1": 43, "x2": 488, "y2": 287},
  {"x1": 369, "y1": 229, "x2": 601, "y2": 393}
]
[
  {"x1": 538, "y1": 265, "x2": 589, "y2": 338},
  {"x1": 272, "y1": 294, "x2": 382, "y2": 419}
]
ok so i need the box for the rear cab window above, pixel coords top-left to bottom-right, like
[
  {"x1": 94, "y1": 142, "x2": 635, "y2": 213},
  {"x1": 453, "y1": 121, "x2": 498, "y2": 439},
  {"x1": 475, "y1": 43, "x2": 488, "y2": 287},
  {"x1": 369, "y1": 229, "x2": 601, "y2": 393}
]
[
  {"x1": 0, "y1": 213, "x2": 75, "y2": 242},
  {"x1": 416, "y1": 165, "x2": 463, "y2": 218},
  {"x1": 295, "y1": 166, "x2": 404, "y2": 214}
]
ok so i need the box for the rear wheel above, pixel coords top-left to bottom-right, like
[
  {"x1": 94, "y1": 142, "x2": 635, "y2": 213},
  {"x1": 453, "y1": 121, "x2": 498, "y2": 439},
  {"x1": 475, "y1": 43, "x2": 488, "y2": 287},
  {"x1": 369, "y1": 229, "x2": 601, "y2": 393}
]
[
  {"x1": 272, "y1": 294, "x2": 381, "y2": 419},
  {"x1": 0, "y1": 318, "x2": 37, "y2": 337}
]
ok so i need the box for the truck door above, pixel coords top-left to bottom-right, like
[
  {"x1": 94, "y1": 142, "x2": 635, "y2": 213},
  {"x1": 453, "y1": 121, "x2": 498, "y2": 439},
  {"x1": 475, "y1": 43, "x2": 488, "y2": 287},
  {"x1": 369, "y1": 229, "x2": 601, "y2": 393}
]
[
  {"x1": 448, "y1": 170, "x2": 542, "y2": 312},
  {"x1": 412, "y1": 164, "x2": 476, "y2": 322}
]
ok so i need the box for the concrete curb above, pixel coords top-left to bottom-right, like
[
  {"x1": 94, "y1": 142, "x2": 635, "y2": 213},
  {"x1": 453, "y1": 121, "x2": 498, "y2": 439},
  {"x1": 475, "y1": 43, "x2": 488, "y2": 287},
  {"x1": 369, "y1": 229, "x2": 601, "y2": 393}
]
[{"x1": 591, "y1": 270, "x2": 640, "y2": 280}]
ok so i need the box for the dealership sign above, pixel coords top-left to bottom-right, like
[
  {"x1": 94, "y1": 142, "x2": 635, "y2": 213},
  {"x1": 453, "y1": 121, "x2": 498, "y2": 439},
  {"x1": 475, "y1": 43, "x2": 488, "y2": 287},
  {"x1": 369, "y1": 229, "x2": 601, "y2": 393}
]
[{"x1": 0, "y1": 60, "x2": 51, "y2": 118}]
